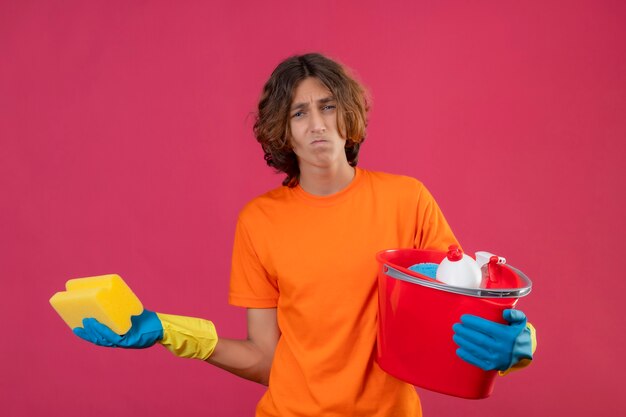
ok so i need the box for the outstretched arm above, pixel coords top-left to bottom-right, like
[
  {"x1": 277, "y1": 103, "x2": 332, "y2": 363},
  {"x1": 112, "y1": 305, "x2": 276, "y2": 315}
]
[{"x1": 74, "y1": 307, "x2": 280, "y2": 386}]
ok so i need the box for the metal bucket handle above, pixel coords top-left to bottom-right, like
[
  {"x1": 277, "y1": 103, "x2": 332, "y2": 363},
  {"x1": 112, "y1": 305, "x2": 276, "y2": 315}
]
[{"x1": 383, "y1": 264, "x2": 532, "y2": 299}]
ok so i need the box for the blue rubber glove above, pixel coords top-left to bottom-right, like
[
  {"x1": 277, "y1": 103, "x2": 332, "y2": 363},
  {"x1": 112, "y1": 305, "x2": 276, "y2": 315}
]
[
  {"x1": 452, "y1": 309, "x2": 533, "y2": 371},
  {"x1": 73, "y1": 309, "x2": 163, "y2": 349}
]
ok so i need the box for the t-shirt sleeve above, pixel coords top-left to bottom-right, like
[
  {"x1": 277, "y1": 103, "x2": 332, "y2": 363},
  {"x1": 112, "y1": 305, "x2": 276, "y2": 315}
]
[
  {"x1": 228, "y1": 214, "x2": 279, "y2": 308},
  {"x1": 414, "y1": 183, "x2": 460, "y2": 251}
]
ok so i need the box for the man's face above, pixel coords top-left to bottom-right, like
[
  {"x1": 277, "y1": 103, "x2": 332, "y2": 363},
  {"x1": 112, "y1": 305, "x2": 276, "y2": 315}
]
[{"x1": 288, "y1": 77, "x2": 348, "y2": 172}]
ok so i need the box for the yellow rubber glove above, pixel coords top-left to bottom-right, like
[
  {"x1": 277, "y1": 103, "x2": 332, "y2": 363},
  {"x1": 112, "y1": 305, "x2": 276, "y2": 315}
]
[{"x1": 156, "y1": 313, "x2": 218, "y2": 361}]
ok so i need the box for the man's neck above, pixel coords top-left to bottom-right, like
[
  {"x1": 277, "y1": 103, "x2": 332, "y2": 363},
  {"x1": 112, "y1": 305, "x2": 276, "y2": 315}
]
[{"x1": 298, "y1": 163, "x2": 356, "y2": 196}]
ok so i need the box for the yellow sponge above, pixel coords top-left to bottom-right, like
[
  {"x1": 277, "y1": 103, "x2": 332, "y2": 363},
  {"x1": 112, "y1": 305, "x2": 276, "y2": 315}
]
[{"x1": 50, "y1": 274, "x2": 143, "y2": 335}]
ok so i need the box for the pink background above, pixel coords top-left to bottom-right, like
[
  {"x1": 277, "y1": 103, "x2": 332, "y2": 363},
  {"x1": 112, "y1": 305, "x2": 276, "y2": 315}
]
[{"x1": 1, "y1": 1, "x2": 624, "y2": 416}]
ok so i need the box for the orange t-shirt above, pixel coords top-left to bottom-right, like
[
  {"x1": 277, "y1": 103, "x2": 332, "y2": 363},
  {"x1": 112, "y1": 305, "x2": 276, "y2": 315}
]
[{"x1": 229, "y1": 168, "x2": 458, "y2": 417}]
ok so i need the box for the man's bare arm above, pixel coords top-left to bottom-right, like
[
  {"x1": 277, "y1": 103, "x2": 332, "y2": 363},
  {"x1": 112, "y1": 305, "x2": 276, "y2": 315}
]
[{"x1": 206, "y1": 308, "x2": 280, "y2": 386}]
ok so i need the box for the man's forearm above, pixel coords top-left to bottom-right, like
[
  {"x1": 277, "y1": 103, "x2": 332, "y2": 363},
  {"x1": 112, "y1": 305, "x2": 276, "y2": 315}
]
[
  {"x1": 206, "y1": 337, "x2": 274, "y2": 386},
  {"x1": 158, "y1": 308, "x2": 279, "y2": 386}
]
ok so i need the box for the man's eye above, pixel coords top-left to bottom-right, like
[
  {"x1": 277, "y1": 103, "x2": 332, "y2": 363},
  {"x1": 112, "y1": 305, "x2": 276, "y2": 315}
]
[
  {"x1": 292, "y1": 111, "x2": 304, "y2": 118},
  {"x1": 322, "y1": 105, "x2": 336, "y2": 111}
]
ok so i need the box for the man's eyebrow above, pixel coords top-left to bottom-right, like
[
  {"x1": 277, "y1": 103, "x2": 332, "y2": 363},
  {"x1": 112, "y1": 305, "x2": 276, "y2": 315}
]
[{"x1": 290, "y1": 96, "x2": 336, "y2": 111}]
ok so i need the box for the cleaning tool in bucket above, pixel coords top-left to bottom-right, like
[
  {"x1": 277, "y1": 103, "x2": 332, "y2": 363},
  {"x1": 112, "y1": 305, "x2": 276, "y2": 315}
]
[
  {"x1": 376, "y1": 248, "x2": 532, "y2": 399},
  {"x1": 435, "y1": 245, "x2": 481, "y2": 288}
]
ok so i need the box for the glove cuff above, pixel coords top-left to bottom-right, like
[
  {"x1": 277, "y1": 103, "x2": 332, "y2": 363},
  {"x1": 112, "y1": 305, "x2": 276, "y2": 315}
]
[
  {"x1": 499, "y1": 322, "x2": 537, "y2": 376},
  {"x1": 156, "y1": 313, "x2": 218, "y2": 361}
]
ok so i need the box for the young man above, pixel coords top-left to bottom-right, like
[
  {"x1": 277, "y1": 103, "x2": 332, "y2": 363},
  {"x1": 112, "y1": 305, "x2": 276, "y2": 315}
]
[{"x1": 75, "y1": 53, "x2": 536, "y2": 416}]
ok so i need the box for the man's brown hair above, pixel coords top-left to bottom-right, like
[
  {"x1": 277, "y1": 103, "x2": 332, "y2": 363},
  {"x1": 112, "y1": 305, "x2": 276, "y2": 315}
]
[{"x1": 253, "y1": 53, "x2": 370, "y2": 187}]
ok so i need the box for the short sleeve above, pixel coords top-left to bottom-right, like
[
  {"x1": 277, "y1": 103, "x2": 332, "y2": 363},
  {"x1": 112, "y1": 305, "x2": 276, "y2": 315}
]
[
  {"x1": 228, "y1": 215, "x2": 279, "y2": 308},
  {"x1": 414, "y1": 183, "x2": 460, "y2": 251}
]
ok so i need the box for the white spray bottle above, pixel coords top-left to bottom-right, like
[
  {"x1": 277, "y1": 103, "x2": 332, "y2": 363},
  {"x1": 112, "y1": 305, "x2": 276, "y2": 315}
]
[{"x1": 436, "y1": 245, "x2": 482, "y2": 289}]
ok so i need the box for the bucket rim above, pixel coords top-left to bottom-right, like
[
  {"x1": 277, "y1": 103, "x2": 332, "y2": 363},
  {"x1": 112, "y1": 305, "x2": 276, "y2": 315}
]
[{"x1": 377, "y1": 248, "x2": 532, "y2": 299}]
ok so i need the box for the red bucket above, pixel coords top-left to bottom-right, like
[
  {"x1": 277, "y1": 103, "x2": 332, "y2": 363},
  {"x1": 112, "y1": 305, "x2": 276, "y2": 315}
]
[{"x1": 376, "y1": 248, "x2": 532, "y2": 399}]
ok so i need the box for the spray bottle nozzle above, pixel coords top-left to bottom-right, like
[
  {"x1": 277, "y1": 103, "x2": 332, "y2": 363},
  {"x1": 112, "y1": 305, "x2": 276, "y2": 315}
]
[{"x1": 446, "y1": 245, "x2": 463, "y2": 262}]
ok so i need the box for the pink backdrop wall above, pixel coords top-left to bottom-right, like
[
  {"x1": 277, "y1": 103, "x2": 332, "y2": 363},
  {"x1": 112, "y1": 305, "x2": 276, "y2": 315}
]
[{"x1": 1, "y1": 1, "x2": 624, "y2": 416}]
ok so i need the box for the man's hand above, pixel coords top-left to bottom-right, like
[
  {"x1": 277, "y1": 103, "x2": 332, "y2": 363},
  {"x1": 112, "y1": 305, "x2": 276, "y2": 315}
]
[
  {"x1": 73, "y1": 309, "x2": 163, "y2": 348},
  {"x1": 452, "y1": 309, "x2": 533, "y2": 371}
]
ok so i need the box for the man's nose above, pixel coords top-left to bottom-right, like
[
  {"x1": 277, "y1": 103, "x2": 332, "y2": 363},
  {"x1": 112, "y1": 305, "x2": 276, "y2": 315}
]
[{"x1": 309, "y1": 109, "x2": 326, "y2": 133}]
